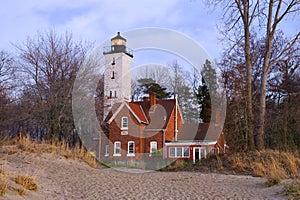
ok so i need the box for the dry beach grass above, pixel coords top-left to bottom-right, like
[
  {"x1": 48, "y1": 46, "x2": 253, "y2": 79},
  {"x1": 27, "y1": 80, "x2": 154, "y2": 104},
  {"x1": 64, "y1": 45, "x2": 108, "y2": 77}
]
[{"x1": 0, "y1": 137, "x2": 298, "y2": 199}]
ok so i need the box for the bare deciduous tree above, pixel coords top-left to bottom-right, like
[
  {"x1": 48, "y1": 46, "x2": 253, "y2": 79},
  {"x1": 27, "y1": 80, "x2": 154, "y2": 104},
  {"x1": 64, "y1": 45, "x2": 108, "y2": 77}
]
[
  {"x1": 15, "y1": 30, "x2": 91, "y2": 141},
  {"x1": 210, "y1": 0, "x2": 300, "y2": 150}
]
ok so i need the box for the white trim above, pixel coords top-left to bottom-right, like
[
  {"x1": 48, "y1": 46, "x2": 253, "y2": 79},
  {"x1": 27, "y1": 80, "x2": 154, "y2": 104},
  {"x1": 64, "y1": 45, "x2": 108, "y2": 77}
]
[
  {"x1": 107, "y1": 101, "x2": 148, "y2": 125},
  {"x1": 193, "y1": 147, "x2": 206, "y2": 163},
  {"x1": 175, "y1": 94, "x2": 178, "y2": 141},
  {"x1": 108, "y1": 102, "x2": 126, "y2": 124},
  {"x1": 124, "y1": 103, "x2": 142, "y2": 123},
  {"x1": 127, "y1": 141, "x2": 135, "y2": 156},
  {"x1": 114, "y1": 141, "x2": 121, "y2": 156},
  {"x1": 168, "y1": 147, "x2": 190, "y2": 158},
  {"x1": 121, "y1": 116, "x2": 128, "y2": 130},
  {"x1": 165, "y1": 141, "x2": 217, "y2": 146},
  {"x1": 105, "y1": 145, "x2": 109, "y2": 157},
  {"x1": 150, "y1": 141, "x2": 157, "y2": 154},
  {"x1": 139, "y1": 105, "x2": 149, "y2": 124}
]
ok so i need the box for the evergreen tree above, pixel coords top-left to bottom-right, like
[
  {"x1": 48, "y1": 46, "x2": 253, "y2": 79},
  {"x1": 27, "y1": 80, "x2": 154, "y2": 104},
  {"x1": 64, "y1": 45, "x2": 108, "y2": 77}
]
[
  {"x1": 194, "y1": 60, "x2": 218, "y2": 123},
  {"x1": 137, "y1": 78, "x2": 171, "y2": 99}
]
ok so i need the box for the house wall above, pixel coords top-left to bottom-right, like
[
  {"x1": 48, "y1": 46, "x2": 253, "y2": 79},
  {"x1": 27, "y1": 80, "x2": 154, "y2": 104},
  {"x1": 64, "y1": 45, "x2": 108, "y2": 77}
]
[
  {"x1": 106, "y1": 106, "x2": 165, "y2": 160},
  {"x1": 165, "y1": 107, "x2": 183, "y2": 142},
  {"x1": 107, "y1": 106, "x2": 141, "y2": 159}
]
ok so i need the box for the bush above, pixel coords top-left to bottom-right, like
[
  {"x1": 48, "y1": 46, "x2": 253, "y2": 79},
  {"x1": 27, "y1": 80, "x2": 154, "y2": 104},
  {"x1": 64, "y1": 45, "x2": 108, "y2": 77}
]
[
  {"x1": 15, "y1": 174, "x2": 38, "y2": 191},
  {"x1": 284, "y1": 180, "x2": 300, "y2": 199}
]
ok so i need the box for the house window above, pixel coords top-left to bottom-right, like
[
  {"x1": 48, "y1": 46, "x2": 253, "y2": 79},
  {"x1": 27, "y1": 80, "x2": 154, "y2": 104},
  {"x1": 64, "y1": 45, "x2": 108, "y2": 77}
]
[
  {"x1": 121, "y1": 117, "x2": 128, "y2": 130},
  {"x1": 176, "y1": 147, "x2": 183, "y2": 157},
  {"x1": 113, "y1": 141, "x2": 121, "y2": 156},
  {"x1": 169, "y1": 147, "x2": 190, "y2": 158},
  {"x1": 169, "y1": 147, "x2": 175, "y2": 158},
  {"x1": 150, "y1": 141, "x2": 157, "y2": 154},
  {"x1": 183, "y1": 147, "x2": 190, "y2": 158},
  {"x1": 105, "y1": 145, "x2": 109, "y2": 156},
  {"x1": 201, "y1": 148, "x2": 206, "y2": 159},
  {"x1": 127, "y1": 141, "x2": 135, "y2": 156}
]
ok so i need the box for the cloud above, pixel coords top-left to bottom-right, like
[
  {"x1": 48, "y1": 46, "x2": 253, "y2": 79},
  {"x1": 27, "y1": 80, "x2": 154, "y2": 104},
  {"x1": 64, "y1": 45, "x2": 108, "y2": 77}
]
[{"x1": 0, "y1": 0, "x2": 184, "y2": 52}]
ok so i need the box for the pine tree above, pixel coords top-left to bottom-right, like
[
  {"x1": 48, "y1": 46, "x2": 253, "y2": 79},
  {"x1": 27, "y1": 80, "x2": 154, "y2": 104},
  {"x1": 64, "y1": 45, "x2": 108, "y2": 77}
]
[{"x1": 137, "y1": 78, "x2": 171, "y2": 99}]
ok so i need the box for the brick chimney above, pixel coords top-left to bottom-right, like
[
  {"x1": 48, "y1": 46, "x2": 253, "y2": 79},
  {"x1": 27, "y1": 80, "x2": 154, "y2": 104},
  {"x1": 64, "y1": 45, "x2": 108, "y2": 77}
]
[
  {"x1": 150, "y1": 92, "x2": 156, "y2": 108},
  {"x1": 143, "y1": 96, "x2": 149, "y2": 102}
]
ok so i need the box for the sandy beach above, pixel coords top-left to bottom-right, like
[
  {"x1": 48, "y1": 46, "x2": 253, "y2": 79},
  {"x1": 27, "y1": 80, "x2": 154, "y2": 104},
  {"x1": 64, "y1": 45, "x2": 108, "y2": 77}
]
[{"x1": 0, "y1": 151, "x2": 288, "y2": 200}]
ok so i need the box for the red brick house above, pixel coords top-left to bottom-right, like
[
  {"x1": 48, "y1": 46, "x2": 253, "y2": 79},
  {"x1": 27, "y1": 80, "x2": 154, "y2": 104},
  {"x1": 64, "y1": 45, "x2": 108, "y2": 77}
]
[
  {"x1": 101, "y1": 92, "x2": 183, "y2": 161},
  {"x1": 100, "y1": 93, "x2": 226, "y2": 163}
]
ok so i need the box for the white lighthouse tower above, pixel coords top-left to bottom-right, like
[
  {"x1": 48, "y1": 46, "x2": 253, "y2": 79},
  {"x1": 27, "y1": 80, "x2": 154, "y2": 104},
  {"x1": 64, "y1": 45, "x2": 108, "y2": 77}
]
[{"x1": 103, "y1": 32, "x2": 133, "y2": 119}]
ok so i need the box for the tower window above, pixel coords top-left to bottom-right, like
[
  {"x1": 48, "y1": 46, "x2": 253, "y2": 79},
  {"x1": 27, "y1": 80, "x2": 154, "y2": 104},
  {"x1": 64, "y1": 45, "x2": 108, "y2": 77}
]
[
  {"x1": 109, "y1": 91, "x2": 112, "y2": 98},
  {"x1": 111, "y1": 71, "x2": 115, "y2": 79},
  {"x1": 114, "y1": 91, "x2": 117, "y2": 97}
]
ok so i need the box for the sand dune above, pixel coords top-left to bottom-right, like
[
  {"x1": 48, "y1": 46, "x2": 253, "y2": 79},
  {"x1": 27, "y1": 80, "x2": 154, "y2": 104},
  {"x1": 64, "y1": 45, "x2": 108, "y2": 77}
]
[{"x1": 0, "y1": 152, "x2": 288, "y2": 200}]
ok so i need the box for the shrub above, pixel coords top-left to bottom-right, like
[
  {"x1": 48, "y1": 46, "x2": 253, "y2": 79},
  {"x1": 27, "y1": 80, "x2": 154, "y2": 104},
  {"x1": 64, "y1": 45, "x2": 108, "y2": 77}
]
[
  {"x1": 0, "y1": 178, "x2": 8, "y2": 196},
  {"x1": 15, "y1": 174, "x2": 38, "y2": 191},
  {"x1": 284, "y1": 180, "x2": 300, "y2": 199}
]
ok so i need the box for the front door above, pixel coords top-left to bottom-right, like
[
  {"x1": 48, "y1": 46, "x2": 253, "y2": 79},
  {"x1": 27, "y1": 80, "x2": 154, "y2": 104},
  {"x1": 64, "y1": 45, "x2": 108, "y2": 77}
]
[{"x1": 193, "y1": 147, "x2": 206, "y2": 163}]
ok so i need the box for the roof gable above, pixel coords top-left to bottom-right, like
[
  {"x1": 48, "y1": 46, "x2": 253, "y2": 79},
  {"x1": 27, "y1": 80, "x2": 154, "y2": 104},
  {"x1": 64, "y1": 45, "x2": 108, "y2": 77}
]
[
  {"x1": 107, "y1": 101, "x2": 148, "y2": 124},
  {"x1": 105, "y1": 98, "x2": 183, "y2": 130}
]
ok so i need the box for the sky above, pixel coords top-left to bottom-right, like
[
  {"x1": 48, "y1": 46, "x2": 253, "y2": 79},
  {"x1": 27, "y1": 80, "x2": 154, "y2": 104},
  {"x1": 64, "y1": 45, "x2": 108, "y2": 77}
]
[
  {"x1": 0, "y1": 0, "x2": 299, "y2": 68},
  {"x1": 0, "y1": 0, "x2": 222, "y2": 65}
]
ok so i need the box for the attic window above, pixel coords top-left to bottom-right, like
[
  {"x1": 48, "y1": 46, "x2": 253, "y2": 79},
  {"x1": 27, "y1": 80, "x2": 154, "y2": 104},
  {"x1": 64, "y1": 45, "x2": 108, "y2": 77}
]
[{"x1": 121, "y1": 117, "x2": 128, "y2": 130}]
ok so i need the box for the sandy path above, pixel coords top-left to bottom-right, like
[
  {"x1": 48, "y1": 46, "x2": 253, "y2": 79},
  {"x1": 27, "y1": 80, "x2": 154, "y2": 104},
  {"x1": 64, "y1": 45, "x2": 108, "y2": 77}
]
[{"x1": 1, "y1": 152, "x2": 288, "y2": 200}]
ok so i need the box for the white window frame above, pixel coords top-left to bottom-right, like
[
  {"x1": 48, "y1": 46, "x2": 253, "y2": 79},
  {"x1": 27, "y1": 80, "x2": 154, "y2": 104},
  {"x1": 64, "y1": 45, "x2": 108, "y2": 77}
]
[
  {"x1": 121, "y1": 116, "x2": 128, "y2": 130},
  {"x1": 127, "y1": 141, "x2": 135, "y2": 156},
  {"x1": 183, "y1": 147, "x2": 190, "y2": 158},
  {"x1": 150, "y1": 141, "x2": 157, "y2": 154},
  {"x1": 113, "y1": 141, "x2": 121, "y2": 156},
  {"x1": 169, "y1": 147, "x2": 190, "y2": 158},
  {"x1": 105, "y1": 145, "x2": 109, "y2": 157},
  {"x1": 169, "y1": 147, "x2": 176, "y2": 158}
]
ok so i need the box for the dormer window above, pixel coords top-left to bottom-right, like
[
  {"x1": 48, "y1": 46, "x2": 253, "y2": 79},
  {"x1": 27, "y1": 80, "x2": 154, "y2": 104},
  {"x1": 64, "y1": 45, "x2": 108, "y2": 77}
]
[{"x1": 121, "y1": 116, "x2": 128, "y2": 130}]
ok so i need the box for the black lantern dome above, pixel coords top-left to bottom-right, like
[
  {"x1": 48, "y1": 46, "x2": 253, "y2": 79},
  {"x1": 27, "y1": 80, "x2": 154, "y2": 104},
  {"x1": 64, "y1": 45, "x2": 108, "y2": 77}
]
[{"x1": 103, "y1": 32, "x2": 133, "y2": 57}]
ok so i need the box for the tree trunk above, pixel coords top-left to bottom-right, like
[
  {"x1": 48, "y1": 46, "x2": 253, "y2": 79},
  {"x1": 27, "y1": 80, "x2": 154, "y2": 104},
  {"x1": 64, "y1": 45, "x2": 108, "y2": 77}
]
[
  {"x1": 243, "y1": 8, "x2": 255, "y2": 150},
  {"x1": 257, "y1": 0, "x2": 274, "y2": 150},
  {"x1": 257, "y1": 72, "x2": 268, "y2": 150}
]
